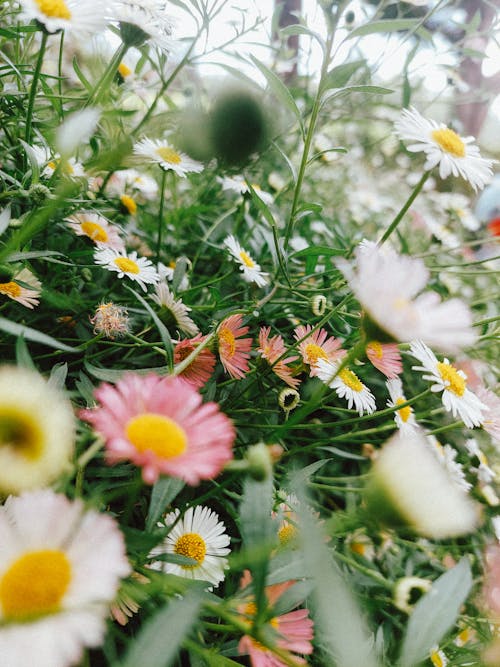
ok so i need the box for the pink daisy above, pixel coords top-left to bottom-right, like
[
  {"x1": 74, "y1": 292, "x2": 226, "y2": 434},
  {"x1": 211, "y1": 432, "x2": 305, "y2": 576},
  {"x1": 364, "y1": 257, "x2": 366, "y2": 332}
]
[
  {"x1": 258, "y1": 327, "x2": 300, "y2": 389},
  {"x1": 217, "y1": 314, "x2": 252, "y2": 379},
  {"x1": 366, "y1": 341, "x2": 403, "y2": 379},
  {"x1": 238, "y1": 570, "x2": 314, "y2": 667},
  {"x1": 80, "y1": 373, "x2": 235, "y2": 485},
  {"x1": 174, "y1": 334, "x2": 216, "y2": 389},
  {"x1": 293, "y1": 324, "x2": 344, "y2": 377}
]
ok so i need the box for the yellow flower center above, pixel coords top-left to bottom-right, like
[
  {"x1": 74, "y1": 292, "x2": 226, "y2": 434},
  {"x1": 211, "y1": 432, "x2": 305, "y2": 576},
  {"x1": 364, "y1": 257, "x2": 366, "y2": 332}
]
[
  {"x1": 174, "y1": 532, "x2": 206, "y2": 568},
  {"x1": 431, "y1": 128, "x2": 466, "y2": 157},
  {"x1": 120, "y1": 194, "x2": 137, "y2": 215},
  {"x1": 338, "y1": 368, "x2": 363, "y2": 392},
  {"x1": 238, "y1": 250, "x2": 255, "y2": 268},
  {"x1": 395, "y1": 397, "x2": 412, "y2": 423},
  {"x1": 367, "y1": 341, "x2": 383, "y2": 359},
  {"x1": 437, "y1": 361, "x2": 466, "y2": 396},
  {"x1": 114, "y1": 257, "x2": 140, "y2": 274},
  {"x1": 35, "y1": 0, "x2": 71, "y2": 20},
  {"x1": 430, "y1": 650, "x2": 446, "y2": 667},
  {"x1": 118, "y1": 62, "x2": 132, "y2": 78},
  {"x1": 156, "y1": 147, "x2": 182, "y2": 164},
  {"x1": 219, "y1": 328, "x2": 236, "y2": 357},
  {"x1": 304, "y1": 342, "x2": 328, "y2": 366},
  {"x1": 278, "y1": 523, "x2": 297, "y2": 545},
  {"x1": 349, "y1": 541, "x2": 367, "y2": 557},
  {"x1": 0, "y1": 408, "x2": 43, "y2": 459},
  {"x1": 0, "y1": 281, "x2": 22, "y2": 298},
  {"x1": 125, "y1": 413, "x2": 187, "y2": 459},
  {"x1": 0, "y1": 549, "x2": 71, "y2": 620},
  {"x1": 81, "y1": 221, "x2": 108, "y2": 243}
]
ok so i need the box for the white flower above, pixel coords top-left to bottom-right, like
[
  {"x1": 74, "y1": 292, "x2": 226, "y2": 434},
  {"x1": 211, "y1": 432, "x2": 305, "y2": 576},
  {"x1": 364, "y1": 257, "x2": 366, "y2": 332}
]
[
  {"x1": 394, "y1": 107, "x2": 494, "y2": 191},
  {"x1": 224, "y1": 235, "x2": 268, "y2": 287},
  {"x1": 464, "y1": 438, "x2": 495, "y2": 483},
  {"x1": 316, "y1": 357, "x2": 376, "y2": 416},
  {"x1": 149, "y1": 505, "x2": 230, "y2": 589},
  {"x1": 65, "y1": 211, "x2": 125, "y2": 250},
  {"x1": 427, "y1": 436, "x2": 471, "y2": 492},
  {"x1": 0, "y1": 365, "x2": 74, "y2": 495},
  {"x1": 151, "y1": 282, "x2": 199, "y2": 336},
  {"x1": 386, "y1": 378, "x2": 418, "y2": 433},
  {"x1": 339, "y1": 241, "x2": 476, "y2": 355},
  {"x1": 20, "y1": 0, "x2": 111, "y2": 35},
  {"x1": 0, "y1": 490, "x2": 130, "y2": 667},
  {"x1": 43, "y1": 156, "x2": 85, "y2": 179},
  {"x1": 430, "y1": 647, "x2": 448, "y2": 667},
  {"x1": 0, "y1": 268, "x2": 41, "y2": 309},
  {"x1": 218, "y1": 175, "x2": 274, "y2": 205},
  {"x1": 133, "y1": 139, "x2": 203, "y2": 176},
  {"x1": 111, "y1": 0, "x2": 175, "y2": 52},
  {"x1": 106, "y1": 168, "x2": 158, "y2": 200},
  {"x1": 94, "y1": 248, "x2": 159, "y2": 292},
  {"x1": 410, "y1": 340, "x2": 487, "y2": 428},
  {"x1": 393, "y1": 576, "x2": 432, "y2": 614}
]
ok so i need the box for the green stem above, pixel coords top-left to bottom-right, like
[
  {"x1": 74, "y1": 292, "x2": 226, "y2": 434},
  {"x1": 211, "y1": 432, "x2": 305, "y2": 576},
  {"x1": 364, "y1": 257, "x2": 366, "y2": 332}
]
[
  {"x1": 58, "y1": 30, "x2": 65, "y2": 120},
  {"x1": 156, "y1": 168, "x2": 168, "y2": 263},
  {"x1": 173, "y1": 331, "x2": 215, "y2": 377},
  {"x1": 85, "y1": 41, "x2": 129, "y2": 108},
  {"x1": 378, "y1": 170, "x2": 431, "y2": 245},
  {"x1": 25, "y1": 30, "x2": 49, "y2": 144}
]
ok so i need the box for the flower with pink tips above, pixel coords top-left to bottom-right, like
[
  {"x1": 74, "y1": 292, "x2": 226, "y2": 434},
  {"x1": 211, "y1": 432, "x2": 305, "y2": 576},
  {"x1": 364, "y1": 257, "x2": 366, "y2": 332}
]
[
  {"x1": 293, "y1": 324, "x2": 344, "y2": 377},
  {"x1": 217, "y1": 314, "x2": 252, "y2": 379},
  {"x1": 366, "y1": 341, "x2": 402, "y2": 379},
  {"x1": 237, "y1": 570, "x2": 314, "y2": 667},
  {"x1": 174, "y1": 334, "x2": 216, "y2": 389},
  {"x1": 258, "y1": 327, "x2": 300, "y2": 389},
  {"x1": 80, "y1": 373, "x2": 234, "y2": 485}
]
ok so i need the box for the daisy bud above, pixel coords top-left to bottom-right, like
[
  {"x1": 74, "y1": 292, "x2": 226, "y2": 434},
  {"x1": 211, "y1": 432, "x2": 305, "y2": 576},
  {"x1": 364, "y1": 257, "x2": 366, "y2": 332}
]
[
  {"x1": 393, "y1": 576, "x2": 432, "y2": 614},
  {"x1": 91, "y1": 302, "x2": 130, "y2": 339},
  {"x1": 245, "y1": 442, "x2": 273, "y2": 481},
  {"x1": 278, "y1": 387, "x2": 300, "y2": 413},
  {"x1": 311, "y1": 294, "x2": 327, "y2": 316},
  {"x1": 27, "y1": 183, "x2": 51, "y2": 205}
]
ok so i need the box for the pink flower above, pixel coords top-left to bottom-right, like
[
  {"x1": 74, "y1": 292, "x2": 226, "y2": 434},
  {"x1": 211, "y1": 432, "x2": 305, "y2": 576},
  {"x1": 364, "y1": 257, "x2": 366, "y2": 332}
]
[
  {"x1": 293, "y1": 324, "x2": 344, "y2": 377},
  {"x1": 366, "y1": 341, "x2": 403, "y2": 379},
  {"x1": 217, "y1": 314, "x2": 252, "y2": 379},
  {"x1": 484, "y1": 544, "x2": 500, "y2": 618},
  {"x1": 174, "y1": 334, "x2": 216, "y2": 389},
  {"x1": 238, "y1": 571, "x2": 314, "y2": 667},
  {"x1": 476, "y1": 386, "x2": 500, "y2": 445},
  {"x1": 80, "y1": 373, "x2": 234, "y2": 485},
  {"x1": 258, "y1": 327, "x2": 300, "y2": 389}
]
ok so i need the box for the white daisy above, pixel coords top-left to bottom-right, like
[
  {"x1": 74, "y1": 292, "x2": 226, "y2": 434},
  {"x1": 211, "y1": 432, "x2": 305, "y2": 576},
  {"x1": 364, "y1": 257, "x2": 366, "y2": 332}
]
[
  {"x1": 94, "y1": 248, "x2": 159, "y2": 292},
  {"x1": 0, "y1": 489, "x2": 130, "y2": 667},
  {"x1": 316, "y1": 357, "x2": 376, "y2": 416},
  {"x1": 338, "y1": 241, "x2": 476, "y2": 355},
  {"x1": 0, "y1": 365, "x2": 74, "y2": 495},
  {"x1": 394, "y1": 107, "x2": 494, "y2": 191},
  {"x1": 386, "y1": 378, "x2": 419, "y2": 433},
  {"x1": 426, "y1": 436, "x2": 471, "y2": 492},
  {"x1": 106, "y1": 168, "x2": 158, "y2": 200},
  {"x1": 218, "y1": 175, "x2": 274, "y2": 205},
  {"x1": 464, "y1": 438, "x2": 495, "y2": 484},
  {"x1": 0, "y1": 268, "x2": 41, "y2": 309},
  {"x1": 20, "y1": 0, "x2": 111, "y2": 35},
  {"x1": 224, "y1": 235, "x2": 268, "y2": 287},
  {"x1": 133, "y1": 138, "x2": 203, "y2": 176},
  {"x1": 430, "y1": 648, "x2": 448, "y2": 667},
  {"x1": 150, "y1": 282, "x2": 199, "y2": 336},
  {"x1": 65, "y1": 211, "x2": 125, "y2": 250},
  {"x1": 149, "y1": 505, "x2": 230, "y2": 589},
  {"x1": 43, "y1": 156, "x2": 85, "y2": 179},
  {"x1": 111, "y1": 0, "x2": 175, "y2": 51},
  {"x1": 410, "y1": 340, "x2": 487, "y2": 428}
]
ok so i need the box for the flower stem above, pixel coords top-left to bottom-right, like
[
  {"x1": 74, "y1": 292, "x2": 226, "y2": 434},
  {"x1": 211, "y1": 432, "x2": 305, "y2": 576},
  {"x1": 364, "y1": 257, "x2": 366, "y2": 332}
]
[
  {"x1": 85, "y1": 41, "x2": 129, "y2": 108},
  {"x1": 25, "y1": 30, "x2": 48, "y2": 145},
  {"x1": 156, "y1": 168, "x2": 168, "y2": 263},
  {"x1": 378, "y1": 170, "x2": 431, "y2": 246}
]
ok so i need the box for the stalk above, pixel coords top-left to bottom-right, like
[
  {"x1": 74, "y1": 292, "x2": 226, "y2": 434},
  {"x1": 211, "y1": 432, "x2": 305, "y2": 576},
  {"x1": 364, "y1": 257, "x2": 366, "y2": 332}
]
[
  {"x1": 378, "y1": 170, "x2": 431, "y2": 245},
  {"x1": 25, "y1": 30, "x2": 49, "y2": 144}
]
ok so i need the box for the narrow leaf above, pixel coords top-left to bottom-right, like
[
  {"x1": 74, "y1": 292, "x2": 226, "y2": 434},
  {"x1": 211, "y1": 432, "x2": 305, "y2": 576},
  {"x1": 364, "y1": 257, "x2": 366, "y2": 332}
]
[
  {"x1": 47, "y1": 362, "x2": 68, "y2": 390},
  {"x1": 146, "y1": 476, "x2": 185, "y2": 531},
  {"x1": 0, "y1": 317, "x2": 79, "y2": 352},
  {"x1": 346, "y1": 19, "x2": 422, "y2": 38},
  {"x1": 321, "y1": 59, "x2": 366, "y2": 92}
]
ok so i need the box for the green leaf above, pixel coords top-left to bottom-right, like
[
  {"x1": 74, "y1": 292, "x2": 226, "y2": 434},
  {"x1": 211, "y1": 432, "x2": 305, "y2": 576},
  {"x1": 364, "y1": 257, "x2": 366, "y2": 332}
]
[
  {"x1": 15, "y1": 335, "x2": 35, "y2": 369},
  {"x1": 0, "y1": 317, "x2": 80, "y2": 353},
  {"x1": 321, "y1": 59, "x2": 366, "y2": 92},
  {"x1": 47, "y1": 362, "x2": 68, "y2": 390},
  {"x1": 72, "y1": 55, "x2": 92, "y2": 91},
  {"x1": 118, "y1": 591, "x2": 202, "y2": 667},
  {"x1": 290, "y1": 245, "x2": 345, "y2": 259},
  {"x1": 346, "y1": 19, "x2": 423, "y2": 39},
  {"x1": 398, "y1": 559, "x2": 473, "y2": 667},
  {"x1": 189, "y1": 647, "x2": 242, "y2": 666},
  {"x1": 146, "y1": 476, "x2": 185, "y2": 531},
  {"x1": 280, "y1": 23, "x2": 326, "y2": 51}
]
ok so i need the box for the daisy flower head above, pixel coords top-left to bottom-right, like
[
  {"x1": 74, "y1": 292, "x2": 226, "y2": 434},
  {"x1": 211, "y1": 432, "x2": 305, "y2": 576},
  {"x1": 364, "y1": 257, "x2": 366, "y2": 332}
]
[
  {"x1": 427, "y1": 437, "x2": 471, "y2": 492},
  {"x1": 80, "y1": 373, "x2": 235, "y2": 485},
  {"x1": 386, "y1": 378, "x2": 418, "y2": 433},
  {"x1": 293, "y1": 324, "x2": 344, "y2": 376},
  {"x1": 149, "y1": 505, "x2": 230, "y2": 589},
  {"x1": 65, "y1": 211, "x2": 125, "y2": 250},
  {"x1": 0, "y1": 267, "x2": 41, "y2": 309},
  {"x1": 273, "y1": 493, "x2": 300, "y2": 547},
  {"x1": 218, "y1": 175, "x2": 274, "y2": 205},
  {"x1": 19, "y1": 0, "x2": 111, "y2": 35},
  {"x1": 465, "y1": 438, "x2": 495, "y2": 484},
  {"x1": 316, "y1": 357, "x2": 376, "y2": 416},
  {"x1": 258, "y1": 326, "x2": 300, "y2": 389},
  {"x1": 224, "y1": 235, "x2": 268, "y2": 287},
  {"x1": 217, "y1": 314, "x2": 252, "y2": 380},
  {"x1": 339, "y1": 241, "x2": 476, "y2": 355},
  {"x1": 410, "y1": 340, "x2": 487, "y2": 428},
  {"x1": 173, "y1": 334, "x2": 216, "y2": 389},
  {"x1": 133, "y1": 138, "x2": 203, "y2": 176},
  {"x1": 0, "y1": 365, "x2": 74, "y2": 496},
  {"x1": 366, "y1": 341, "x2": 402, "y2": 379},
  {"x1": 90, "y1": 302, "x2": 130, "y2": 339},
  {"x1": 94, "y1": 248, "x2": 159, "y2": 292},
  {"x1": 237, "y1": 571, "x2": 314, "y2": 667},
  {"x1": 394, "y1": 106, "x2": 494, "y2": 191},
  {"x1": 476, "y1": 386, "x2": 500, "y2": 445},
  {"x1": 111, "y1": 0, "x2": 175, "y2": 51},
  {"x1": 151, "y1": 283, "x2": 199, "y2": 336},
  {"x1": 430, "y1": 648, "x2": 448, "y2": 667},
  {"x1": 0, "y1": 489, "x2": 130, "y2": 667}
]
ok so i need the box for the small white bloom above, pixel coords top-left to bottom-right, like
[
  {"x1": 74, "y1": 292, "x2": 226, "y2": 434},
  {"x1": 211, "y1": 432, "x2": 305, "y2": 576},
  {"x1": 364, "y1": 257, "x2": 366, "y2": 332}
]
[
  {"x1": 0, "y1": 268, "x2": 41, "y2": 309},
  {"x1": 393, "y1": 576, "x2": 432, "y2": 614},
  {"x1": 430, "y1": 647, "x2": 448, "y2": 667},
  {"x1": 218, "y1": 175, "x2": 274, "y2": 205},
  {"x1": 316, "y1": 357, "x2": 376, "y2": 416},
  {"x1": 149, "y1": 505, "x2": 230, "y2": 589},
  {"x1": 106, "y1": 168, "x2": 158, "y2": 200},
  {"x1": 464, "y1": 438, "x2": 495, "y2": 483},
  {"x1": 94, "y1": 248, "x2": 159, "y2": 292},
  {"x1": 224, "y1": 235, "x2": 268, "y2": 287},
  {"x1": 386, "y1": 378, "x2": 419, "y2": 433},
  {"x1": 20, "y1": 0, "x2": 112, "y2": 35},
  {"x1": 410, "y1": 340, "x2": 487, "y2": 428},
  {"x1": 151, "y1": 282, "x2": 199, "y2": 336},
  {"x1": 133, "y1": 138, "x2": 203, "y2": 176},
  {"x1": 111, "y1": 0, "x2": 175, "y2": 52},
  {"x1": 427, "y1": 436, "x2": 471, "y2": 492},
  {"x1": 65, "y1": 211, "x2": 125, "y2": 250}
]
